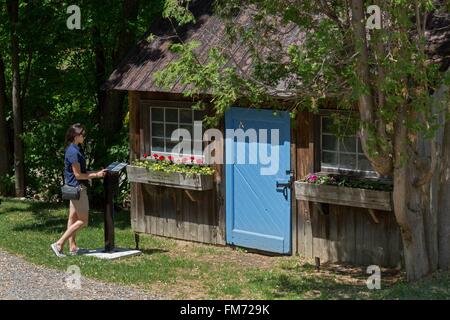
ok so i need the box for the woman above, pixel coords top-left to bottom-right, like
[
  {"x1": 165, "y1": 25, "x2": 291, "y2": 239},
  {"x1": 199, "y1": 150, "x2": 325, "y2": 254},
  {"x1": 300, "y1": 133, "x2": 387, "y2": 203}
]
[{"x1": 51, "y1": 123, "x2": 106, "y2": 257}]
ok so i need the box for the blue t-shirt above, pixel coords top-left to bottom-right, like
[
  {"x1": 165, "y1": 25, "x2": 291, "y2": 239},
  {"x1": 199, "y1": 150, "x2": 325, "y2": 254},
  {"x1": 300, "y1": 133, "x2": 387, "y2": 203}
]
[{"x1": 64, "y1": 143, "x2": 88, "y2": 187}]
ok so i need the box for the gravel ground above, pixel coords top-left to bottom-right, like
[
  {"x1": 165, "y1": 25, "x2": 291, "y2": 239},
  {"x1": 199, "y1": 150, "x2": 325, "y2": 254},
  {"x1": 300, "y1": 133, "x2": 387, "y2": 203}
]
[{"x1": 0, "y1": 250, "x2": 161, "y2": 300}]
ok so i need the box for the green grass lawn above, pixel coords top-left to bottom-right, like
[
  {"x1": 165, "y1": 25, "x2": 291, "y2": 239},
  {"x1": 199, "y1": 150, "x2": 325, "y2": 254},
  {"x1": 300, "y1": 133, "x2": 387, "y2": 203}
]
[{"x1": 0, "y1": 197, "x2": 449, "y2": 300}]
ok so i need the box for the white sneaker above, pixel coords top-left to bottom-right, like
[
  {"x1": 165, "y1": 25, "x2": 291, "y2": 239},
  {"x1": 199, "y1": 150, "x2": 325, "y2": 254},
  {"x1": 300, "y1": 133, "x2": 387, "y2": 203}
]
[
  {"x1": 69, "y1": 248, "x2": 88, "y2": 256},
  {"x1": 51, "y1": 243, "x2": 66, "y2": 258}
]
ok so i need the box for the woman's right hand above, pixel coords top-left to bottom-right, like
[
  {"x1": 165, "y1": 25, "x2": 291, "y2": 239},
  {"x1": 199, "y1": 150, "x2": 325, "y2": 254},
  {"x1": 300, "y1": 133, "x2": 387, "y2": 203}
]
[{"x1": 97, "y1": 169, "x2": 108, "y2": 178}]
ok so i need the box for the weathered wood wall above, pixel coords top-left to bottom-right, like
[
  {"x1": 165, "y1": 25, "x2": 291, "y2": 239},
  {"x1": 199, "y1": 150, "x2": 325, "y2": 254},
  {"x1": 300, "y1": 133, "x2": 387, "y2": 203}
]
[
  {"x1": 129, "y1": 91, "x2": 226, "y2": 245},
  {"x1": 132, "y1": 184, "x2": 225, "y2": 244},
  {"x1": 129, "y1": 91, "x2": 402, "y2": 265},
  {"x1": 294, "y1": 110, "x2": 403, "y2": 267},
  {"x1": 297, "y1": 203, "x2": 402, "y2": 267}
]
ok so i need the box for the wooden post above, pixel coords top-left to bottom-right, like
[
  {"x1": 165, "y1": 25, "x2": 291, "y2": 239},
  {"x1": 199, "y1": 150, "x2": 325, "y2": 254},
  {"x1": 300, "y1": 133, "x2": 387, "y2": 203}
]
[
  {"x1": 291, "y1": 123, "x2": 298, "y2": 256},
  {"x1": 216, "y1": 120, "x2": 226, "y2": 245},
  {"x1": 129, "y1": 91, "x2": 141, "y2": 236},
  {"x1": 129, "y1": 91, "x2": 141, "y2": 162},
  {"x1": 104, "y1": 171, "x2": 116, "y2": 252},
  {"x1": 296, "y1": 111, "x2": 315, "y2": 257}
]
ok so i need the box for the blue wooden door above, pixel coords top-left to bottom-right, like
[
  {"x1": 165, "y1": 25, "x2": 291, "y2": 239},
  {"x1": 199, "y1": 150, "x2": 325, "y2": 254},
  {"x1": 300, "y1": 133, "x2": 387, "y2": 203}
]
[{"x1": 225, "y1": 107, "x2": 291, "y2": 254}]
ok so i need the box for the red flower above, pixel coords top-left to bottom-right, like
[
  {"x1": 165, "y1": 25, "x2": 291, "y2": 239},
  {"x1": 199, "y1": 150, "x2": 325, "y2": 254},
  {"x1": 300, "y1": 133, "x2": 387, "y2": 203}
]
[
  {"x1": 168, "y1": 155, "x2": 174, "y2": 162},
  {"x1": 152, "y1": 153, "x2": 159, "y2": 159},
  {"x1": 190, "y1": 156, "x2": 195, "y2": 162},
  {"x1": 307, "y1": 174, "x2": 318, "y2": 182},
  {"x1": 143, "y1": 153, "x2": 148, "y2": 158},
  {"x1": 159, "y1": 155, "x2": 165, "y2": 161}
]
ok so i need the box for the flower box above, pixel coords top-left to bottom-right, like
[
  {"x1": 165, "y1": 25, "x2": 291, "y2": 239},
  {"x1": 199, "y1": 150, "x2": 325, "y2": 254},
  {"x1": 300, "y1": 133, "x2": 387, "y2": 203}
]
[
  {"x1": 294, "y1": 181, "x2": 393, "y2": 211},
  {"x1": 126, "y1": 165, "x2": 213, "y2": 191}
]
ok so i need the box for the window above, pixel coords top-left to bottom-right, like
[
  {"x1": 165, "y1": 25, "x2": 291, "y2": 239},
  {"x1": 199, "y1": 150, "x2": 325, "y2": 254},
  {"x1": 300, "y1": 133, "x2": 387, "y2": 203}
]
[
  {"x1": 150, "y1": 107, "x2": 204, "y2": 157},
  {"x1": 320, "y1": 116, "x2": 376, "y2": 174}
]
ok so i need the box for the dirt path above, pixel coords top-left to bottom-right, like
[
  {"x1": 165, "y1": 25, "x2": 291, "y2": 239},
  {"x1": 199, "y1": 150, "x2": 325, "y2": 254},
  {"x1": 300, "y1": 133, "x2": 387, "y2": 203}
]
[{"x1": 0, "y1": 250, "x2": 161, "y2": 300}]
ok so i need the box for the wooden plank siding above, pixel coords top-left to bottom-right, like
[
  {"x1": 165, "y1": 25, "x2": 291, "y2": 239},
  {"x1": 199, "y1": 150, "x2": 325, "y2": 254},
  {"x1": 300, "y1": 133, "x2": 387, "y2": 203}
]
[
  {"x1": 296, "y1": 111, "x2": 315, "y2": 260},
  {"x1": 129, "y1": 92, "x2": 226, "y2": 245},
  {"x1": 294, "y1": 110, "x2": 403, "y2": 267},
  {"x1": 129, "y1": 91, "x2": 402, "y2": 265}
]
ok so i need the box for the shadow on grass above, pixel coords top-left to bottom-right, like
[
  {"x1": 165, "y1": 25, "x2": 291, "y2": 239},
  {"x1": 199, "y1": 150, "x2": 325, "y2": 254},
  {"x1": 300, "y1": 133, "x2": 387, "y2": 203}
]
[
  {"x1": 249, "y1": 272, "x2": 366, "y2": 299},
  {"x1": 140, "y1": 248, "x2": 170, "y2": 255},
  {"x1": 9, "y1": 200, "x2": 132, "y2": 233},
  {"x1": 280, "y1": 274, "x2": 362, "y2": 299},
  {"x1": 0, "y1": 200, "x2": 66, "y2": 216}
]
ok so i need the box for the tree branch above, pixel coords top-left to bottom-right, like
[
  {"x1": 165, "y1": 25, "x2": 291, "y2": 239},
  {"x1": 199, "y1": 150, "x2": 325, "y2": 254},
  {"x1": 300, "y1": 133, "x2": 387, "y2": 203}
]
[{"x1": 351, "y1": 0, "x2": 393, "y2": 176}]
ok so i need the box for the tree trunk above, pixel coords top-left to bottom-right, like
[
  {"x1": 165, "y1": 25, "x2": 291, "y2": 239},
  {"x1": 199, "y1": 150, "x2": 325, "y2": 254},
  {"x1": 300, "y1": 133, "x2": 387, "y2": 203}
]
[
  {"x1": 350, "y1": 0, "x2": 393, "y2": 176},
  {"x1": 100, "y1": 0, "x2": 139, "y2": 144},
  {"x1": 438, "y1": 99, "x2": 450, "y2": 270},
  {"x1": 0, "y1": 55, "x2": 11, "y2": 195},
  {"x1": 8, "y1": 0, "x2": 25, "y2": 197},
  {"x1": 350, "y1": 0, "x2": 439, "y2": 281},
  {"x1": 93, "y1": 25, "x2": 106, "y2": 127},
  {"x1": 93, "y1": 0, "x2": 140, "y2": 165},
  {"x1": 419, "y1": 152, "x2": 438, "y2": 273},
  {"x1": 424, "y1": 80, "x2": 448, "y2": 272},
  {"x1": 393, "y1": 112, "x2": 431, "y2": 281}
]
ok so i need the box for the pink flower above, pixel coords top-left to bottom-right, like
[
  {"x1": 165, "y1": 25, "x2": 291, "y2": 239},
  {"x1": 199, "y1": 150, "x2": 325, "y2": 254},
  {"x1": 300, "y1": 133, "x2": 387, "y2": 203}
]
[
  {"x1": 181, "y1": 157, "x2": 188, "y2": 164},
  {"x1": 195, "y1": 158, "x2": 204, "y2": 164},
  {"x1": 168, "y1": 155, "x2": 174, "y2": 162},
  {"x1": 307, "y1": 174, "x2": 318, "y2": 182}
]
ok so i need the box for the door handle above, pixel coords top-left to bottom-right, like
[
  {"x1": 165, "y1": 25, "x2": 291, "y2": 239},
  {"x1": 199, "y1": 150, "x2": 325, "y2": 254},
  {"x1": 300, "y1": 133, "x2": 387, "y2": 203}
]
[
  {"x1": 276, "y1": 173, "x2": 294, "y2": 189},
  {"x1": 276, "y1": 171, "x2": 294, "y2": 200},
  {"x1": 276, "y1": 180, "x2": 291, "y2": 200},
  {"x1": 276, "y1": 181, "x2": 291, "y2": 189}
]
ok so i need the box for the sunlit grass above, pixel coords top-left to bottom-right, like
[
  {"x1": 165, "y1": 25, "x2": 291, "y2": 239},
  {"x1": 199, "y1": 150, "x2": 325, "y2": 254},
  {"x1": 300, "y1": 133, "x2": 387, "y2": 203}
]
[{"x1": 0, "y1": 198, "x2": 449, "y2": 300}]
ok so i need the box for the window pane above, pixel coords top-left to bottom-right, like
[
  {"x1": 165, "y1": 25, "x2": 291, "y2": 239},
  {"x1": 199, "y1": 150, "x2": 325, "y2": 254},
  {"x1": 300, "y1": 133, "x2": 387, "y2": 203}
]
[
  {"x1": 165, "y1": 108, "x2": 178, "y2": 122},
  {"x1": 165, "y1": 139, "x2": 179, "y2": 153},
  {"x1": 322, "y1": 118, "x2": 334, "y2": 134},
  {"x1": 151, "y1": 123, "x2": 164, "y2": 137},
  {"x1": 178, "y1": 140, "x2": 193, "y2": 156},
  {"x1": 339, "y1": 153, "x2": 357, "y2": 170},
  {"x1": 322, "y1": 135, "x2": 338, "y2": 151},
  {"x1": 320, "y1": 116, "x2": 376, "y2": 174},
  {"x1": 358, "y1": 154, "x2": 373, "y2": 171},
  {"x1": 165, "y1": 124, "x2": 179, "y2": 139},
  {"x1": 340, "y1": 137, "x2": 357, "y2": 153},
  {"x1": 193, "y1": 141, "x2": 204, "y2": 155},
  {"x1": 358, "y1": 139, "x2": 363, "y2": 154},
  {"x1": 152, "y1": 138, "x2": 165, "y2": 152},
  {"x1": 180, "y1": 109, "x2": 192, "y2": 123},
  {"x1": 152, "y1": 108, "x2": 164, "y2": 122},
  {"x1": 180, "y1": 124, "x2": 193, "y2": 139},
  {"x1": 322, "y1": 151, "x2": 338, "y2": 168}
]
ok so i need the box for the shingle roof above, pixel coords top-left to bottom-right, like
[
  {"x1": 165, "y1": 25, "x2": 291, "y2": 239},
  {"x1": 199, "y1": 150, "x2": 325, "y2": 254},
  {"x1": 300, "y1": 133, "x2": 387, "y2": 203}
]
[
  {"x1": 103, "y1": 1, "x2": 450, "y2": 94},
  {"x1": 102, "y1": 0, "x2": 302, "y2": 96},
  {"x1": 425, "y1": 11, "x2": 450, "y2": 70}
]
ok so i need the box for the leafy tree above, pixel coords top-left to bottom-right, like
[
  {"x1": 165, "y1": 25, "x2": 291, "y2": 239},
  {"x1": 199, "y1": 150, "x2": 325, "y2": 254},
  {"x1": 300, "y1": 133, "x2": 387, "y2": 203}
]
[
  {"x1": 157, "y1": 0, "x2": 450, "y2": 280},
  {"x1": 0, "y1": 1, "x2": 164, "y2": 202}
]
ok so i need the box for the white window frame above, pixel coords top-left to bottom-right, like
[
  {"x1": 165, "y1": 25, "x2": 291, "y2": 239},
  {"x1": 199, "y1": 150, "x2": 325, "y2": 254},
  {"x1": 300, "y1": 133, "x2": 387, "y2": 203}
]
[
  {"x1": 320, "y1": 116, "x2": 378, "y2": 176},
  {"x1": 149, "y1": 106, "x2": 205, "y2": 160}
]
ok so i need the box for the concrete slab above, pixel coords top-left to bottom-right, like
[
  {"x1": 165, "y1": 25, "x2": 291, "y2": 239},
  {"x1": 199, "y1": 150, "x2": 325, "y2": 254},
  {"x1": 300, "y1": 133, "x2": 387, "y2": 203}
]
[{"x1": 80, "y1": 248, "x2": 142, "y2": 260}]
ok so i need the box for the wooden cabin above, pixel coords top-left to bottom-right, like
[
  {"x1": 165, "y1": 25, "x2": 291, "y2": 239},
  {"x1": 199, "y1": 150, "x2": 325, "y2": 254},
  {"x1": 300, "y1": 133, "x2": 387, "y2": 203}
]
[{"x1": 104, "y1": 0, "x2": 402, "y2": 267}]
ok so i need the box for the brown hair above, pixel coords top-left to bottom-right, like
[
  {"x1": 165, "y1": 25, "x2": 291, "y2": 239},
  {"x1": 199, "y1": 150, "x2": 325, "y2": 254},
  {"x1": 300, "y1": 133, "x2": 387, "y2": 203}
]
[{"x1": 65, "y1": 123, "x2": 85, "y2": 148}]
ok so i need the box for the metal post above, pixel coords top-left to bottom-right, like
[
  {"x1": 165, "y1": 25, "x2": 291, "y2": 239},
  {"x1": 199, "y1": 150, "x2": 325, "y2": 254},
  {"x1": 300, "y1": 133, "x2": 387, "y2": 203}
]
[
  {"x1": 135, "y1": 233, "x2": 140, "y2": 250},
  {"x1": 104, "y1": 172, "x2": 115, "y2": 252},
  {"x1": 315, "y1": 257, "x2": 321, "y2": 272}
]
